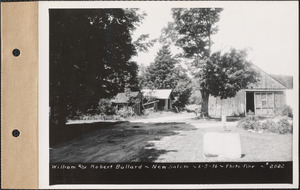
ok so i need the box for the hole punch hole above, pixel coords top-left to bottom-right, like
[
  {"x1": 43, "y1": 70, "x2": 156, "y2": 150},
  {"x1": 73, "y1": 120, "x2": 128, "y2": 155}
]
[
  {"x1": 12, "y1": 129, "x2": 20, "y2": 137},
  {"x1": 12, "y1": 49, "x2": 21, "y2": 57}
]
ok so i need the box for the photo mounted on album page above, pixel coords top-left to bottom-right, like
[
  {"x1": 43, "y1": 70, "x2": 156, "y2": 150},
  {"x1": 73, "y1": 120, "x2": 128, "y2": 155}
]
[{"x1": 35, "y1": 1, "x2": 298, "y2": 189}]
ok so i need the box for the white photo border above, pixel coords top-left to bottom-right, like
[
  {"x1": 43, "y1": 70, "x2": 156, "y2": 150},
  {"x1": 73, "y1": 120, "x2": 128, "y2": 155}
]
[{"x1": 39, "y1": 1, "x2": 299, "y2": 189}]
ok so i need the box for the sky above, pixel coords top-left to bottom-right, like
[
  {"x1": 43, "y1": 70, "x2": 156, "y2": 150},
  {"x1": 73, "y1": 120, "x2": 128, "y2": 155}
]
[{"x1": 131, "y1": 2, "x2": 298, "y2": 77}]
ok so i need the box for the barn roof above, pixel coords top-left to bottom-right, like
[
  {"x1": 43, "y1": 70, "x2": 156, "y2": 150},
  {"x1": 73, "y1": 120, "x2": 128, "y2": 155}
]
[
  {"x1": 247, "y1": 64, "x2": 287, "y2": 90},
  {"x1": 270, "y1": 74, "x2": 293, "y2": 89},
  {"x1": 141, "y1": 89, "x2": 173, "y2": 99},
  {"x1": 111, "y1": 91, "x2": 140, "y2": 104}
]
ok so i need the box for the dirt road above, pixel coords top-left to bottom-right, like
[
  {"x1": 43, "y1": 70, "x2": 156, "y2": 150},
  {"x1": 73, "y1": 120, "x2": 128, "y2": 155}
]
[
  {"x1": 50, "y1": 114, "x2": 196, "y2": 163},
  {"x1": 50, "y1": 112, "x2": 292, "y2": 162}
]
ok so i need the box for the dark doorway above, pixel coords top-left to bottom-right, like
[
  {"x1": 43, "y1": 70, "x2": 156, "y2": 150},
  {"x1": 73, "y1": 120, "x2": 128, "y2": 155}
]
[
  {"x1": 246, "y1": 92, "x2": 255, "y2": 114},
  {"x1": 158, "y1": 99, "x2": 165, "y2": 110}
]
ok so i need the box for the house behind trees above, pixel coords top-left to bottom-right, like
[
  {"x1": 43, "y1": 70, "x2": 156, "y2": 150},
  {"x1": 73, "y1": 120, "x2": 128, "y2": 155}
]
[{"x1": 209, "y1": 64, "x2": 289, "y2": 118}]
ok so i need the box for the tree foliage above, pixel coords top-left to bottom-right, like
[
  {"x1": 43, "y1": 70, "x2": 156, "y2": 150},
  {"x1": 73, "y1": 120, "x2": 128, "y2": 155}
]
[
  {"x1": 50, "y1": 9, "x2": 144, "y2": 126},
  {"x1": 161, "y1": 8, "x2": 222, "y2": 57},
  {"x1": 191, "y1": 49, "x2": 258, "y2": 100},
  {"x1": 141, "y1": 45, "x2": 192, "y2": 107},
  {"x1": 133, "y1": 34, "x2": 157, "y2": 53},
  {"x1": 142, "y1": 46, "x2": 177, "y2": 89},
  {"x1": 163, "y1": 8, "x2": 258, "y2": 116}
]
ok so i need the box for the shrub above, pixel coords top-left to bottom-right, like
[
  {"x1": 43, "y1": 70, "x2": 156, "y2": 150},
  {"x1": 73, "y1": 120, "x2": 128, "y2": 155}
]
[
  {"x1": 112, "y1": 115, "x2": 122, "y2": 121},
  {"x1": 277, "y1": 118, "x2": 293, "y2": 134},
  {"x1": 86, "y1": 108, "x2": 98, "y2": 115},
  {"x1": 275, "y1": 105, "x2": 293, "y2": 118},
  {"x1": 237, "y1": 114, "x2": 261, "y2": 131},
  {"x1": 116, "y1": 107, "x2": 135, "y2": 118},
  {"x1": 143, "y1": 108, "x2": 153, "y2": 115},
  {"x1": 247, "y1": 110, "x2": 255, "y2": 115},
  {"x1": 260, "y1": 118, "x2": 292, "y2": 134},
  {"x1": 261, "y1": 120, "x2": 279, "y2": 133},
  {"x1": 238, "y1": 111, "x2": 293, "y2": 134},
  {"x1": 97, "y1": 98, "x2": 116, "y2": 115}
]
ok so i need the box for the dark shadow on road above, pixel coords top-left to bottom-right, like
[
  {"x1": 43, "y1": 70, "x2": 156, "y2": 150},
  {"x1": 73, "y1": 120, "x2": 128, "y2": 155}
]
[
  {"x1": 50, "y1": 121, "x2": 126, "y2": 147},
  {"x1": 50, "y1": 121, "x2": 195, "y2": 163},
  {"x1": 137, "y1": 149, "x2": 178, "y2": 162}
]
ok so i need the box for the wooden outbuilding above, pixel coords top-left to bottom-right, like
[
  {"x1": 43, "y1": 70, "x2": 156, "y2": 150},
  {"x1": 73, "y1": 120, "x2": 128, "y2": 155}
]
[
  {"x1": 142, "y1": 89, "x2": 174, "y2": 111},
  {"x1": 208, "y1": 64, "x2": 288, "y2": 118},
  {"x1": 111, "y1": 91, "x2": 143, "y2": 115}
]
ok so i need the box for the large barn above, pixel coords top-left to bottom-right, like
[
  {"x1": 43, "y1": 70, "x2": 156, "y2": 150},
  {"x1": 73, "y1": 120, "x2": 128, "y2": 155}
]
[{"x1": 208, "y1": 64, "x2": 288, "y2": 118}]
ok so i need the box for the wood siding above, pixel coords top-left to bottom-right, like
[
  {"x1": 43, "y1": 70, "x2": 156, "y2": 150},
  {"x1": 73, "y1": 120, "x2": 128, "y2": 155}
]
[
  {"x1": 208, "y1": 90, "x2": 246, "y2": 118},
  {"x1": 208, "y1": 64, "x2": 287, "y2": 118},
  {"x1": 274, "y1": 91, "x2": 286, "y2": 109},
  {"x1": 209, "y1": 90, "x2": 286, "y2": 118},
  {"x1": 255, "y1": 92, "x2": 275, "y2": 116}
]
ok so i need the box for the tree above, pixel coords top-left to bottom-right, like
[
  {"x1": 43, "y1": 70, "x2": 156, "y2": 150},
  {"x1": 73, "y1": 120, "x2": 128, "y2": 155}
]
[
  {"x1": 202, "y1": 50, "x2": 258, "y2": 99},
  {"x1": 141, "y1": 45, "x2": 192, "y2": 107},
  {"x1": 142, "y1": 45, "x2": 177, "y2": 89},
  {"x1": 189, "y1": 79, "x2": 202, "y2": 105},
  {"x1": 171, "y1": 67, "x2": 193, "y2": 108},
  {"x1": 191, "y1": 49, "x2": 258, "y2": 111},
  {"x1": 50, "y1": 9, "x2": 144, "y2": 127},
  {"x1": 163, "y1": 8, "x2": 257, "y2": 116},
  {"x1": 133, "y1": 34, "x2": 157, "y2": 53}
]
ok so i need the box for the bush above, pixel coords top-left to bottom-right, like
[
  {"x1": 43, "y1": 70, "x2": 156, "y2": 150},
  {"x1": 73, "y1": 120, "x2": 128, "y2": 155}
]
[
  {"x1": 97, "y1": 98, "x2": 116, "y2": 115},
  {"x1": 261, "y1": 120, "x2": 279, "y2": 133},
  {"x1": 275, "y1": 105, "x2": 293, "y2": 118},
  {"x1": 237, "y1": 114, "x2": 261, "y2": 131},
  {"x1": 277, "y1": 118, "x2": 293, "y2": 134},
  {"x1": 116, "y1": 107, "x2": 135, "y2": 118},
  {"x1": 238, "y1": 111, "x2": 293, "y2": 134},
  {"x1": 257, "y1": 118, "x2": 292, "y2": 134}
]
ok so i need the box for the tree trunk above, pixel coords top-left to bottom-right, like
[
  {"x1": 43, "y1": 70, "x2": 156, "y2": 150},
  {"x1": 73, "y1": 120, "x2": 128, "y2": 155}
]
[
  {"x1": 50, "y1": 103, "x2": 67, "y2": 128},
  {"x1": 49, "y1": 104, "x2": 67, "y2": 147},
  {"x1": 201, "y1": 90, "x2": 209, "y2": 117},
  {"x1": 57, "y1": 108, "x2": 67, "y2": 127}
]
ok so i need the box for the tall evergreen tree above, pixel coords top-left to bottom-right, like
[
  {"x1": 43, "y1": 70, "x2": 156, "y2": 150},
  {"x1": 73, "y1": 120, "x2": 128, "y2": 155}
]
[
  {"x1": 142, "y1": 45, "x2": 177, "y2": 89},
  {"x1": 141, "y1": 45, "x2": 192, "y2": 107}
]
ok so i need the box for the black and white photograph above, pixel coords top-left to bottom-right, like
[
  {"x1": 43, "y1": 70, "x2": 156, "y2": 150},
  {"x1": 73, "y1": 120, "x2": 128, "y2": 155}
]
[{"x1": 38, "y1": 1, "x2": 298, "y2": 188}]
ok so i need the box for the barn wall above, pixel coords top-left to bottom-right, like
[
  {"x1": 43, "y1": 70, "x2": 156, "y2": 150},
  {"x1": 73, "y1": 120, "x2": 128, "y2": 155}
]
[
  {"x1": 165, "y1": 99, "x2": 168, "y2": 110},
  {"x1": 274, "y1": 91, "x2": 286, "y2": 109},
  {"x1": 208, "y1": 90, "x2": 246, "y2": 118}
]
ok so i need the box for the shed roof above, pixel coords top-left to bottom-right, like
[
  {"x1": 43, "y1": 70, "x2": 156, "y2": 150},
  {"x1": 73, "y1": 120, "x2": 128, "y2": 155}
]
[
  {"x1": 141, "y1": 89, "x2": 173, "y2": 99},
  {"x1": 111, "y1": 91, "x2": 140, "y2": 104}
]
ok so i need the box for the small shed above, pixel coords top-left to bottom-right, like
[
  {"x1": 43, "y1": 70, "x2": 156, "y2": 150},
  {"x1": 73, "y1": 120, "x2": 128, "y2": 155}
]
[
  {"x1": 111, "y1": 91, "x2": 143, "y2": 115},
  {"x1": 208, "y1": 64, "x2": 288, "y2": 118},
  {"x1": 142, "y1": 89, "x2": 174, "y2": 110}
]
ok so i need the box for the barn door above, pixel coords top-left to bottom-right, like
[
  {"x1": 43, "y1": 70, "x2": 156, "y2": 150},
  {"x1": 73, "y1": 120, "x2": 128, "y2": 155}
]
[{"x1": 255, "y1": 92, "x2": 274, "y2": 116}]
